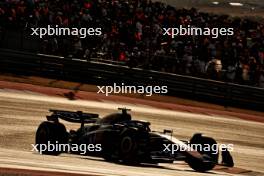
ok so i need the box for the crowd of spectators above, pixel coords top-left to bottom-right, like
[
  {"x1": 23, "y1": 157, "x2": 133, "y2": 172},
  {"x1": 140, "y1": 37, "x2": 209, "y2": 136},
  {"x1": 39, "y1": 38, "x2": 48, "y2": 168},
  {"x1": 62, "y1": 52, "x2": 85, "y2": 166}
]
[{"x1": 0, "y1": 0, "x2": 264, "y2": 87}]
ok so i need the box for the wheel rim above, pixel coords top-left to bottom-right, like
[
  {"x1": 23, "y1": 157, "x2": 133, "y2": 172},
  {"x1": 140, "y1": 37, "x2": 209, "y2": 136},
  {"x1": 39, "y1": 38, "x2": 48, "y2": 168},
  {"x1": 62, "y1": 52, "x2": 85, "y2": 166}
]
[{"x1": 121, "y1": 136, "x2": 133, "y2": 153}]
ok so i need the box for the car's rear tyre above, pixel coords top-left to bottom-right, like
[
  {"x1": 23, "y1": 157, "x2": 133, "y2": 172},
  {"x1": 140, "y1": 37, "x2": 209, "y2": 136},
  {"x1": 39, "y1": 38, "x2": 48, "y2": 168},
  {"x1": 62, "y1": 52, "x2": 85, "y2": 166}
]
[{"x1": 35, "y1": 121, "x2": 68, "y2": 155}]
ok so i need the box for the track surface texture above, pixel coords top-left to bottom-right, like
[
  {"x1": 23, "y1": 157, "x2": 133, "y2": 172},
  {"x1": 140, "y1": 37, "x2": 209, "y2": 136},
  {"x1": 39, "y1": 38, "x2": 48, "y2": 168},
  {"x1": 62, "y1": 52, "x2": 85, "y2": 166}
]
[{"x1": 0, "y1": 82, "x2": 263, "y2": 176}]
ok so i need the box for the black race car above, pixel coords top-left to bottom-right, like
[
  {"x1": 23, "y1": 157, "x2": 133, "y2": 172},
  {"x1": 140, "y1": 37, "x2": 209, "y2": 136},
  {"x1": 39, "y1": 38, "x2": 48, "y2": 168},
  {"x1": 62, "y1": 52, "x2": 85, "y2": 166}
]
[{"x1": 35, "y1": 108, "x2": 234, "y2": 172}]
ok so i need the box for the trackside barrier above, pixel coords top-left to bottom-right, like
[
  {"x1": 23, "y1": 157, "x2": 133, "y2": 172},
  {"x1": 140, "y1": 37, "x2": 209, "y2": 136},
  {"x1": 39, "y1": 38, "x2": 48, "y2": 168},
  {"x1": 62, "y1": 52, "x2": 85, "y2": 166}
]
[{"x1": 0, "y1": 49, "x2": 263, "y2": 111}]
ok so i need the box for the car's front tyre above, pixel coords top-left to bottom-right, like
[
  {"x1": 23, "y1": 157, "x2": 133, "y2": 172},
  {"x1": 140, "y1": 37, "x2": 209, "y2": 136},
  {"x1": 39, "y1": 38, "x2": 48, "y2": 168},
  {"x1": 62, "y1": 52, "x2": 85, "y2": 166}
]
[{"x1": 186, "y1": 154, "x2": 216, "y2": 172}]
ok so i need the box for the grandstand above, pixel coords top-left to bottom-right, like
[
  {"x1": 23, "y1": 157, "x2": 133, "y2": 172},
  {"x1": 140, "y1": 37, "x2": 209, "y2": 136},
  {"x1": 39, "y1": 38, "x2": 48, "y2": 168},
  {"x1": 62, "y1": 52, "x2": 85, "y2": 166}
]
[{"x1": 0, "y1": 0, "x2": 263, "y2": 88}]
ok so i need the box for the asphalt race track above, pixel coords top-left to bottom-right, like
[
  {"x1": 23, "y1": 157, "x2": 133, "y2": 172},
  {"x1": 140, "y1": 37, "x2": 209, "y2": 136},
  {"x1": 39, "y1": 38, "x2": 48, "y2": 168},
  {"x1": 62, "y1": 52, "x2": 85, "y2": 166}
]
[{"x1": 0, "y1": 88, "x2": 263, "y2": 176}]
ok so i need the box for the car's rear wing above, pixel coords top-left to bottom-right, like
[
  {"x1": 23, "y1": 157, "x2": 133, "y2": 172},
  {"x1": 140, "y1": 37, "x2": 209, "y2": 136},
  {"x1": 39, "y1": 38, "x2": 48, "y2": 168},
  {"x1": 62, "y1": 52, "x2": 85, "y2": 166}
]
[{"x1": 47, "y1": 109, "x2": 99, "y2": 124}]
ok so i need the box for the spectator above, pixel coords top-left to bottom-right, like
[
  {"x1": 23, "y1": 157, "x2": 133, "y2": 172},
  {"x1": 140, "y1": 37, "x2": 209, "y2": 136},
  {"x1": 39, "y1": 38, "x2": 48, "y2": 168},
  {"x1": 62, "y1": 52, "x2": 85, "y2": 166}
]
[
  {"x1": 0, "y1": 0, "x2": 263, "y2": 87},
  {"x1": 259, "y1": 69, "x2": 264, "y2": 88}
]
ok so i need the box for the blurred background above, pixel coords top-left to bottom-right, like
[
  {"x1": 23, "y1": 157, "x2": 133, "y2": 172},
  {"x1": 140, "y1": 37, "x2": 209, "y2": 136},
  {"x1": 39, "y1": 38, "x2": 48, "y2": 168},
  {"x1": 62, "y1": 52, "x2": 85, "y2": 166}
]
[{"x1": 0, "y1": 0, "x2": 264, "y2": 89}]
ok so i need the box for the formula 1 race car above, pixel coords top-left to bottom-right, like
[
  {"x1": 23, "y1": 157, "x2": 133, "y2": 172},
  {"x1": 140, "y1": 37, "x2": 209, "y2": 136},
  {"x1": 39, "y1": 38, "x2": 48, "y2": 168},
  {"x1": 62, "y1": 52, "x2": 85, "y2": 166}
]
[{"x1": 35, "y1": 108, "x2": 234, "y2": 172}]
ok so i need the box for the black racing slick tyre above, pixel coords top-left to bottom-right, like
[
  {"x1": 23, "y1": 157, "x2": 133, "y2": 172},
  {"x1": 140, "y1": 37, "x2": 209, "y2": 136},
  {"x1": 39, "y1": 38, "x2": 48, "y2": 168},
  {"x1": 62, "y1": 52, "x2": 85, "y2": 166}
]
[
  {"x1": 190, "y1": 133, "x2": 219, "y2": 163},
  {"x1": 35, "y1": 121, "x2": 68, "y2": 155},
  {"x1": 186, "y1": 154, "x2": 216, "y2": 172}
]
